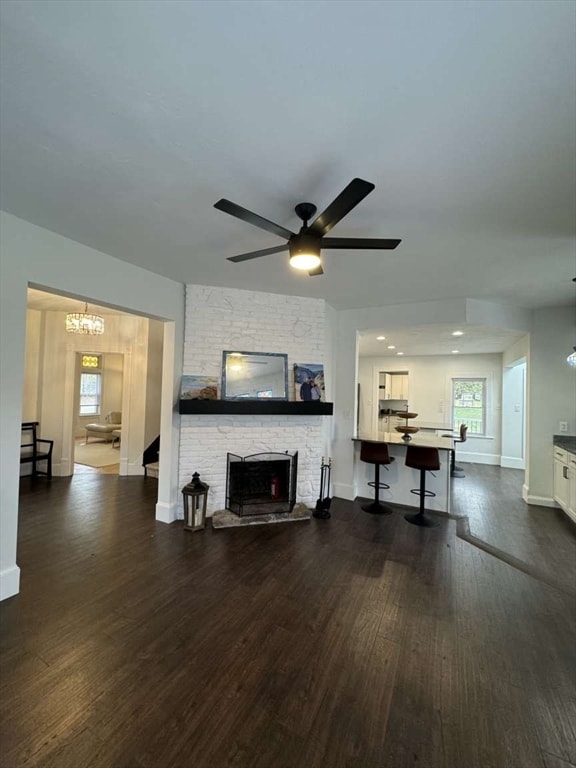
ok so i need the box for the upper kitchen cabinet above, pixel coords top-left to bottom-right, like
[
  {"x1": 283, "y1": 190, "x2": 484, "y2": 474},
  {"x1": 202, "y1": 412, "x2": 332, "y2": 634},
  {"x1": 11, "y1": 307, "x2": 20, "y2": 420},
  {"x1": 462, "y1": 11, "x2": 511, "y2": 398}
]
[
  {"x1": 377, "y1": 370, "x2": 409, "y2": 402},
  {"x1": 378, "y1": 372, "x2": 392, "y2": 399},
  {"x1": 389, "y1": 373, "x2": 409, "y2": 400}
]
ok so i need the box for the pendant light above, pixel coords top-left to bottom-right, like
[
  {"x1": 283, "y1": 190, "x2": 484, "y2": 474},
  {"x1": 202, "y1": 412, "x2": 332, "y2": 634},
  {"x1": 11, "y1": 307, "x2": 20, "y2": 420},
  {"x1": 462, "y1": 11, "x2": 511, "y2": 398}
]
[{"x1": 65, "y1": 302, "x2": 104, "y2": 335}]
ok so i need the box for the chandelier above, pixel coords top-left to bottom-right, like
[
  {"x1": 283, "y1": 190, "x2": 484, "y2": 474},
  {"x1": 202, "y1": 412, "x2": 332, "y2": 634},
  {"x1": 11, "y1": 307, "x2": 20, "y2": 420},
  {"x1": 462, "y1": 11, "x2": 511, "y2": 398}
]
[{"x1": 65, "y1": 302, "x2": 104, "y2": 335}]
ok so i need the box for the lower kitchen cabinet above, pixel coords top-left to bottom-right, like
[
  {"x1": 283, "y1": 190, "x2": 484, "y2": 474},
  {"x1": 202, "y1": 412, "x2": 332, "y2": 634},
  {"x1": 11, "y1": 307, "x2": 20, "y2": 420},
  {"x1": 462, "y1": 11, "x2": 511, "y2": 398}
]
[{"x1": 553, "y1": 446, "x2": 576, "y2": 524}]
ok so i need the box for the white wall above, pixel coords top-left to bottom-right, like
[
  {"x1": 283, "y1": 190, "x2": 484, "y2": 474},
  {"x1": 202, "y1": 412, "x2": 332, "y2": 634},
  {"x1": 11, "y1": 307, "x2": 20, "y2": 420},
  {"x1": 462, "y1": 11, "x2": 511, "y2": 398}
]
[
  {"x1": 0, "y1": 212, "x2": 184, "y2": 601},
  {"x1": 180, "y1": 285, "x2": 334, "y2": 515},
  {"x1": 501, "y1": 361, "x2": 526, "y2": 469},
  {"x1": 358, "y1": 353, "x2": 504, "y2": 464},
  {"x1": 144, "y1": 319, "x2": 164, "y2": 449},
  {"x1": 100, "y1": 353, "x2": 124, "y2": 422},
  {"x1": 22, "y1": 309, "x2": 43, "y2": 422},
  {"x1": 503, "y1": 335, "x2": 529, "y2": 367},
  {"x1": 525, "y1": 306, "x2": 576, "y2": 506}
]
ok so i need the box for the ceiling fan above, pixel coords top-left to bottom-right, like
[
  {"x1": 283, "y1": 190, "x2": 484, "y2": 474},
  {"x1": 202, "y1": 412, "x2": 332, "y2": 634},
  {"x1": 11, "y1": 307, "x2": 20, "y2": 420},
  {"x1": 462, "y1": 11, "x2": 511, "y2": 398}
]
[{"x1": 214, "y1": 178, "x2": 401, "y2": 276}]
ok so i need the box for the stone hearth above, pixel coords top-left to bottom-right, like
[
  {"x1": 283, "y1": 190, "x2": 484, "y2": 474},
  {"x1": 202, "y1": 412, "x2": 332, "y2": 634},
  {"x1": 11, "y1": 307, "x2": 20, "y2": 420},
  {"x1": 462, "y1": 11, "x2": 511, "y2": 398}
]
[{"x1": 211, "y1": 503, "x2": 311, "y2": 529}]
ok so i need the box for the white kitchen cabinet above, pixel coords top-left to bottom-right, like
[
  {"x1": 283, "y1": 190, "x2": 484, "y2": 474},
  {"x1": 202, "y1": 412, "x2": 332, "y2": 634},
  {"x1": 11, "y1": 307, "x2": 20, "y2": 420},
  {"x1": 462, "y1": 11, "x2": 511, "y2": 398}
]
[
  {"x1": 378, "y1": 373, "x2": 392, "y2": 400},
  {"x1": 568, "y1": 453, "x2": 576, "y2": 524},
  {"x1": 553, "y1": 447, "x2": 572, "y2": 519},
  {"x1": 379, "y1": 415, "x2": 390, "y2": 430},
  {"x1": 390, "y1": 374, "x2": 409, "y2": 400}
]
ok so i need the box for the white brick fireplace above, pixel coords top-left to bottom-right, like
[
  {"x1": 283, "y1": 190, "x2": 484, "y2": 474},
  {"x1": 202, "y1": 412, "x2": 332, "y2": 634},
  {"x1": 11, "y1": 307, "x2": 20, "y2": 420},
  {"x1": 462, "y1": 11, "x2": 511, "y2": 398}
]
[{"x1": 179, "y1": 285, "x2": 333, "y2": 516}]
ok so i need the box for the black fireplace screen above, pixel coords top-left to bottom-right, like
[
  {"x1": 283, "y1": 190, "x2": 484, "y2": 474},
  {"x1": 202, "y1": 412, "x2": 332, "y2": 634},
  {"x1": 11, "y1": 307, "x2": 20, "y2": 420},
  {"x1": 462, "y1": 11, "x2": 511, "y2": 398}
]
[{"x1": 226, "y1": 451, "x2": 298, "y2": 517}]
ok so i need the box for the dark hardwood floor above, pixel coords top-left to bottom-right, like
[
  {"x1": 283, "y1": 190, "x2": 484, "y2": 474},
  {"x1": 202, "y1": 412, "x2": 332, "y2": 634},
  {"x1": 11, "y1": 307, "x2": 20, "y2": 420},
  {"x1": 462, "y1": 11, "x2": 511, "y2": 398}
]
[{"x1": 1, "y1": 465, "x2": 575, "y2": 768}]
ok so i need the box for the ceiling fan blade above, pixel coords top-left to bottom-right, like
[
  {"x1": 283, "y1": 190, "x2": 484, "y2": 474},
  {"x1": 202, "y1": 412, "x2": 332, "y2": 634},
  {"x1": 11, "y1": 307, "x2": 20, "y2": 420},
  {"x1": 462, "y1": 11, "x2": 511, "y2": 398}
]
[
  {"x1": 322, "y1": 237, "x2": 402, "y2": 250},
  {"x1": 308, "y1": 264, "x2": 324, "y2": 277},
  {"x1": 306, "y1": 178, "x2": 375, "y2": 237},
  {"x1": 215, "y1": 199, "x2": 295, "y2": 240},
  {"x1": 227, "y1": 244, "x2": 287, "y2": 263}
]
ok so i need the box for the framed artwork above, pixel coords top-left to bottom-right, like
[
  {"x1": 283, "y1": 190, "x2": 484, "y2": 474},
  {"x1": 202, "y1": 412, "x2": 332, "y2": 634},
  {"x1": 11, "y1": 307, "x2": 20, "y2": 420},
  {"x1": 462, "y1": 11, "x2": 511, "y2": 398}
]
[
  {"x1": 180, "y1": 375, "x2": 219, "y2": 400},
  {"x1": 294, "y1": 363, "x2": 325, "y2": 402}
]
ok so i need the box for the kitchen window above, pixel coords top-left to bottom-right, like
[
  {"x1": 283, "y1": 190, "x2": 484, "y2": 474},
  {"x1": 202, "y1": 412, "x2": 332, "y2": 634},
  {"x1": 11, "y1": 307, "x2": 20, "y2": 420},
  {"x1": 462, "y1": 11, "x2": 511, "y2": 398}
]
[{"x1": 451, "y1": 378, "x2": 486, "y2": 435}]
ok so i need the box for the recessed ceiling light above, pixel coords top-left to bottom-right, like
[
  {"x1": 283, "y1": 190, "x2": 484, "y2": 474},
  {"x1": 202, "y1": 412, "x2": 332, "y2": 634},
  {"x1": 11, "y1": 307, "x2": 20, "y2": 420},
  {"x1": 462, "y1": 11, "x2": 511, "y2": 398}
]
[
  {"x1": 397, "y1": 351, "x2": 404, "y2": 356},
  {"x1": 452, "y1": 330, "x2": 464, "y2": 336},
  {"x1": 387, "y1": 345, "x2": 396, "y2": 349},
  {"x1": 376, "y1": 335, "x2": 386, "y2": 341},
  {"x1": 452, "y1": 350, "x2": 459, "y2": 354}
]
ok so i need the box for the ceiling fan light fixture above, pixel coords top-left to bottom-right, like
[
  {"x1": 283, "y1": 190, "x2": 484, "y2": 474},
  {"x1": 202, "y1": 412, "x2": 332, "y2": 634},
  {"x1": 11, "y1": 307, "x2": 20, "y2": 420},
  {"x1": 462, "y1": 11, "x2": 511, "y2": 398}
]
[
  {"x1": 216, "y1": 178, "x2": 401, "y2": 275},
  {"x1": 290, "y1": 253, "x2": 322, "y2": 271},
  {"x1": 289, "y1": 237, "x2": 321, "y2": 271}
]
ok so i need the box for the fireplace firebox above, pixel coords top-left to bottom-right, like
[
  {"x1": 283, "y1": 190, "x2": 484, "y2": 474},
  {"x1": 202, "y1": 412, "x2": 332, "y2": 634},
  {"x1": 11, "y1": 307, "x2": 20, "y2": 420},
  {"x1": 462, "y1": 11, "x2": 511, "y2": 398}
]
[{"x1": 226, "y1": 451, "x2": 298, "y2": 517}]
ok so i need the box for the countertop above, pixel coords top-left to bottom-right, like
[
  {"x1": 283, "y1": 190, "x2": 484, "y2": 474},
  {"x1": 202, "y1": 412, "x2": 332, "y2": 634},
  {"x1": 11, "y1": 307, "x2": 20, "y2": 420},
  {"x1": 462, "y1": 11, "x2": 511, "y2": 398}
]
[
  {"x1": 414, "y1": 421, "x2": 453, "y2": 431},
  {"x1": 378, "y1": 415, "x2": 453, "y2": 432},
  {"x1": 553, "y1": 435, "x2": 576, "y2": 454},
  {"x1": 353, "y1": 430, "x2": 454, "y2": 451}
]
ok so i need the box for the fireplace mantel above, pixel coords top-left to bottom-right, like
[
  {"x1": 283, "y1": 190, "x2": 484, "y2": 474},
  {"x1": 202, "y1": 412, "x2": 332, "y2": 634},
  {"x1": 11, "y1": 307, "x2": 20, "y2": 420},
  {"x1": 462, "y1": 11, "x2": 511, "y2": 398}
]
[{"x1": 179, "y1": 400, "x2": 333, "y2": 415}]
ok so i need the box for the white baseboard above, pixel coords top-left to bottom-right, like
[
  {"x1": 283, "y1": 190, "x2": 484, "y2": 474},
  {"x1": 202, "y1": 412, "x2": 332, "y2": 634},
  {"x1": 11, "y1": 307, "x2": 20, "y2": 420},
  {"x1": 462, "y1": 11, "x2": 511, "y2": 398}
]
[
  {"x1": 522, "y1": 484, "x2": 556, "y2": 507},
  {"x1": 22, "y1": 460, "x2": 76, "y2": 477},
  {"x1": 0, "y1": 565, "x2": 20, "y2": 601},
  {"x1": 122, "y1": 460, "x2": 145, "y2": 476},
  {"x1": 155, "y1": 501, "x2": 179, "y2": 523},
  {"x1": 54, "y1": 459, "x2": 73, "y2": 476},
  {"x1": 458, "y1": 452, "x2": 500, "y2": 465},
  {"x1": 500, "y1": 456, "x2": 525, "y2": 470}
]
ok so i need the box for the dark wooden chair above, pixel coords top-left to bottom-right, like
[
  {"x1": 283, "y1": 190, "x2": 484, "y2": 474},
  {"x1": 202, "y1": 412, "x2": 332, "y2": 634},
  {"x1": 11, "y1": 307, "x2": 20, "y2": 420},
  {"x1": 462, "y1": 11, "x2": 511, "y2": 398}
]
[{"x1": 20, "y1": 422, "x2": 54, "y2": 479}]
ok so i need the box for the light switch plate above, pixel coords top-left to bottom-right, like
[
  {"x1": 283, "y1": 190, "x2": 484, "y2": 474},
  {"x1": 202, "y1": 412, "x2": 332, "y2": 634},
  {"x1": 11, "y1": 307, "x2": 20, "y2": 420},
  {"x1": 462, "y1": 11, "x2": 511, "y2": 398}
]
[{"x1": 559, "y1": 421, "x2": 569, "y2": 433}]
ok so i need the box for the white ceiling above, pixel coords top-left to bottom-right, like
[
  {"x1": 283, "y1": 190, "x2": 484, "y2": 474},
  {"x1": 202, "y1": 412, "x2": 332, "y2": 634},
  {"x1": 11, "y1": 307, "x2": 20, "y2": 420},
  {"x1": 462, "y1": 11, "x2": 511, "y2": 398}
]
[
  {"x1": 2, "y1": 1, "x2": 575, "y2": 331},
  {"x1": 26, "y1": 287, "x2": 132, "y2": 316},
  {"x1": 357, "y1": 323, "x2": 526, "y2": 358}
]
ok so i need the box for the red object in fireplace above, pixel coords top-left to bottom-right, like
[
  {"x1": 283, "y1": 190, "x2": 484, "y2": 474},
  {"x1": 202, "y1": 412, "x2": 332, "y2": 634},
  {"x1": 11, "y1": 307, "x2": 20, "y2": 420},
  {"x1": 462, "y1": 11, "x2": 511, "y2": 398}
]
[{"x1": 271, "y1": 474, "x2": 280, "y2": 500}]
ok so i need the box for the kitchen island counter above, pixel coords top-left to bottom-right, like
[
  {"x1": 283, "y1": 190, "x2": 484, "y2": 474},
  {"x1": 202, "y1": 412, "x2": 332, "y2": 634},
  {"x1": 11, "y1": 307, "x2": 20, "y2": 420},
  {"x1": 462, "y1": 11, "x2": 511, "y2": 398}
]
[
  {"x1": 353, "y1": 430, "x2": 454, "y2": 451},
  {"x1": 414, "y1": 421, "x2": 454, "y2": 433},
  {"x1": 352, "y1": 431, "x2": 454, "y2": 513}
]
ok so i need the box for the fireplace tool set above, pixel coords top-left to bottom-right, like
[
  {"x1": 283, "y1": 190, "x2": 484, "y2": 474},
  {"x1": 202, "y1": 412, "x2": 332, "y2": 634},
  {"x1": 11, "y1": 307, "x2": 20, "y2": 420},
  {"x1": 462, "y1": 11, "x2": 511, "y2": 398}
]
[{"x1": 313, "y1": 457, "x2": 332, "y2": 519}]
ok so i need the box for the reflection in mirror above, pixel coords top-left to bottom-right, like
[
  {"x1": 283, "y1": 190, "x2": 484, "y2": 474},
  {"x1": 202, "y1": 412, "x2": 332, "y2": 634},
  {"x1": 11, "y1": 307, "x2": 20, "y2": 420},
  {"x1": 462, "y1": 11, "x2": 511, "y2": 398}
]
[{"x1": 222, "y1": 351, "x2": 289, "y2": 400}]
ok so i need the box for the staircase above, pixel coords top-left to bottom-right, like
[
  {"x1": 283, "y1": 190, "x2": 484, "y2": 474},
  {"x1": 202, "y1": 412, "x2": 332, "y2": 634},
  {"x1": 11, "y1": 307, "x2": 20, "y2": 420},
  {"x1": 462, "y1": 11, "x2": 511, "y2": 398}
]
[{"x1": 143, "y1": 436, "x2": 160, "y2": 478}]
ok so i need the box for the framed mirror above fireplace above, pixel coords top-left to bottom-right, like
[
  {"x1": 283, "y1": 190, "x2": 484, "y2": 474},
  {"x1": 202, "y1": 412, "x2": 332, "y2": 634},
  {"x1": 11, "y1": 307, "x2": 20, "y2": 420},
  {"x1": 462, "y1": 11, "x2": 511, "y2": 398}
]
[{"x1": 222, "y1": 350, "x2": 289, "y2": 400}]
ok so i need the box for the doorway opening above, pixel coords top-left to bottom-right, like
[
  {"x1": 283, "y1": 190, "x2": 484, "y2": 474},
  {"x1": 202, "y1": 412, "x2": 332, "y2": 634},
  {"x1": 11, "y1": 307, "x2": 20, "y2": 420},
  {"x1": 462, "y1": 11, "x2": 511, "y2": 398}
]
[
  {"x1": 73, "y1": 352, "x2": 123, "y2": 475},
  {"x1": 23, "y1": 286, "x2": 168, "y2": 483}
]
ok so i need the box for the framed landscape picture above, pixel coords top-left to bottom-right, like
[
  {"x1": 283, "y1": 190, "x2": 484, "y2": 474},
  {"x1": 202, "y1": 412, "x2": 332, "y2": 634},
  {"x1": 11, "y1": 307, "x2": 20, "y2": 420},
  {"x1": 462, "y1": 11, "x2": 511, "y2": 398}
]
[
  {"x1": 294, "y1": 363, "x2": 325, "y2": 402},
  {"x1": 180, "y1": 375, "x2": 219, "y2": 400}
]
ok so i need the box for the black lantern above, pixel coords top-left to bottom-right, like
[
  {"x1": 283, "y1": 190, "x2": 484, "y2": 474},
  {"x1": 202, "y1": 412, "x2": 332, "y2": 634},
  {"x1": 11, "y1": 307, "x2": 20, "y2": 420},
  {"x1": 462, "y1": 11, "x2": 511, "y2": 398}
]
[{"x1": 182, "y1": 472, "x2": 209, "y2": 531}]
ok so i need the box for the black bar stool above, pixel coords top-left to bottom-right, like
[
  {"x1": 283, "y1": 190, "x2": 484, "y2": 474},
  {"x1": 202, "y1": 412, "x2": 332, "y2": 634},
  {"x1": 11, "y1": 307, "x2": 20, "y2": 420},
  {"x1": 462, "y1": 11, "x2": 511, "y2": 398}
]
[
  {"x1": 404, "y1": 445, "x2": 440, "y2": 528},
  {"x1": 442, "y1": 423, "x2": 468, "y2": 478},
  {"x1": 360, "y1": 441, "x2": 395, "y2": 515}
]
